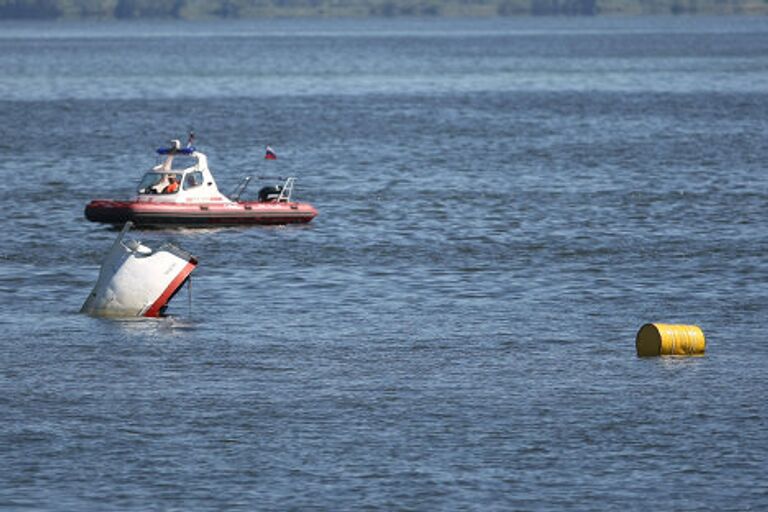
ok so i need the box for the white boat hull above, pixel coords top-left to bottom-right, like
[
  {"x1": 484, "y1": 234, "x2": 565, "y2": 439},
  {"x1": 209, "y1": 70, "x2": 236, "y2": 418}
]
[{"x1": 81, "y1": 222, "x2": 197, "y2": 317}]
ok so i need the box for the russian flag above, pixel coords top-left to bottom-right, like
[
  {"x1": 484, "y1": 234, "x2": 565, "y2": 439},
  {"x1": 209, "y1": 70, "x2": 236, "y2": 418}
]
[{"x1": 265, "y1": 145, "x2": 277, "y2": 160}]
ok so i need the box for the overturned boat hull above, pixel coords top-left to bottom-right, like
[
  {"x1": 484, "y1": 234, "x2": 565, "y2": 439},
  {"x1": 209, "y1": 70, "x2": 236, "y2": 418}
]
[
  {"x1": 81, "y1": 222, "x2": 197, "y2": 317},
  {"x1": 85, "y1": 200, "x2": 318, "y2": 227}
]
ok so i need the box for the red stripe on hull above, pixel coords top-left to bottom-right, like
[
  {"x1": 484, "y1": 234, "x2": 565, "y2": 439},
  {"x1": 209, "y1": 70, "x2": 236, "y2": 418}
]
[{"x1": 143, "y1": 261, "x2": 197, "y2": 317}]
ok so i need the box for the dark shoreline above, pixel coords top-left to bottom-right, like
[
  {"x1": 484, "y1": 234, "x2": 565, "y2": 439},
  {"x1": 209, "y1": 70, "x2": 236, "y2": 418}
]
[{"x1": 2, "y1": 0, "x2": 767, "y2": 20}]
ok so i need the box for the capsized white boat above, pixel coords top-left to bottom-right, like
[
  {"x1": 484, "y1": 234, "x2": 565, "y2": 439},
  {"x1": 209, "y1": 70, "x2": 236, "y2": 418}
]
[{"x1": 81, "y1": 221, "x2": 197, "y2": 317}]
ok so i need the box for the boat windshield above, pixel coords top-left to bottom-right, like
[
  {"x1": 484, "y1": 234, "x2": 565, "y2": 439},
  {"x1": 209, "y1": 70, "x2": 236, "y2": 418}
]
[{"x1": 137, "y1": 172, "x2": 183, "y2": 195}]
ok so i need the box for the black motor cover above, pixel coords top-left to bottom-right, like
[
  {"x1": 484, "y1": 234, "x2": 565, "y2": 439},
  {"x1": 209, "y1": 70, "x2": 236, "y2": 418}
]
[{"x1": 258, "y1": 185, "x2": 283, "y2": 202}]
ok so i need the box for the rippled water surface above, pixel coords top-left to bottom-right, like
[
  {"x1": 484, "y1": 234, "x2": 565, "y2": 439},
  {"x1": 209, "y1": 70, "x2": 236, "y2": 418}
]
[{"x1": 1, "y1": 16, "x2": 767, "y2": 511}]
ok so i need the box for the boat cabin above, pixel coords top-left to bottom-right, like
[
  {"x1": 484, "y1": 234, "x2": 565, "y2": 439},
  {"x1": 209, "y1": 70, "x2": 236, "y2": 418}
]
[{"x1": 136, "y1": 144, "x2": 227, "y2": 204}]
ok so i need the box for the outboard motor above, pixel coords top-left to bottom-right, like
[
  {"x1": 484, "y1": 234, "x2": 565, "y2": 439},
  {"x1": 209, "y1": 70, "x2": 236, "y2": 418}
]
[{"x1": 258, "y1": 185, "x2": 283, "y2": 202}]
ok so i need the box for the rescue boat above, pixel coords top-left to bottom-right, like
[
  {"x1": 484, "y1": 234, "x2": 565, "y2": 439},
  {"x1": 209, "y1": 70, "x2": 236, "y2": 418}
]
[{"x1": 84, "y1": 141, "x2": 318, "y2": 227}]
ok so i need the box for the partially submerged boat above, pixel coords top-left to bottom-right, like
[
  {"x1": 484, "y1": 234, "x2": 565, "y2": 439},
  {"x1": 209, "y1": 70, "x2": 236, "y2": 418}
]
[
  {"x1": 81, "y1": 221, "x2": 197, "y2": 318},
  {"x1": 85, "y1": 141, "x2": 317, "y2": 227}
]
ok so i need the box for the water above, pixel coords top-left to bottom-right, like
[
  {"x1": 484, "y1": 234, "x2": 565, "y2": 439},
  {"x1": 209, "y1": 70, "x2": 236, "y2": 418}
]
[{"x1": 1, "y1": 16, "x2": 767, "y2": 511}]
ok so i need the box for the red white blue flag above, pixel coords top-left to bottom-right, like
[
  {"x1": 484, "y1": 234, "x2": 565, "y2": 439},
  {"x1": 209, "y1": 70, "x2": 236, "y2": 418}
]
[{"x1": 265, "y1": 146, "x2": 277, "y2": 160}]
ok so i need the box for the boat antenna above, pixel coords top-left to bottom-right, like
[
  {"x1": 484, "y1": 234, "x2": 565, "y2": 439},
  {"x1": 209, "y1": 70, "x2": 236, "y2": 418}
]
[{"x1": 187, "y1": 275, "x2": 192, "y2": 317}]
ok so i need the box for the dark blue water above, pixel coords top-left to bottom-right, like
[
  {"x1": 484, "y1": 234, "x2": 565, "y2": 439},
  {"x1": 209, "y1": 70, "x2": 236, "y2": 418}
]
[{"x1": 1, "y1": 16, "x2": 767, "y2": 511}]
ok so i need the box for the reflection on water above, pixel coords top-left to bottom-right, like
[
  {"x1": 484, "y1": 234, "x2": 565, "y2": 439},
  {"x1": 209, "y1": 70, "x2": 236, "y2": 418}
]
[{"x1": 104, "y1": 314, "x2": 200, "y2": 337}]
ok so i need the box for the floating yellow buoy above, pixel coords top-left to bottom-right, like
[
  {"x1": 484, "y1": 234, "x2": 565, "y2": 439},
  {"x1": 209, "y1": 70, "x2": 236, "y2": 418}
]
[{"x1": 636, "y1": 323, "x2": 706, "y2": 357}]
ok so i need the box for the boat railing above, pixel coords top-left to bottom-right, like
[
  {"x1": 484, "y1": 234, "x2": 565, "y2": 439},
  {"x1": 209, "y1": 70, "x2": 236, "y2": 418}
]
[
  {"x1": 277, "y1": 177, "x2": 295, "y2": 203},
  {"x1": 230, "y1": 176, "x2": 252, "y2": 201},
  {"x1": 232, "y1": 176, "x2": 296, "y2": 203}
]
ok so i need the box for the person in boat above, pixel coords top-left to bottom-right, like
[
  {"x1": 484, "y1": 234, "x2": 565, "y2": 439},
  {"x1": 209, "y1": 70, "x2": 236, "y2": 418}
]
[{"x1": 162, "y1": 175, "x2": 179, "y2": 194}]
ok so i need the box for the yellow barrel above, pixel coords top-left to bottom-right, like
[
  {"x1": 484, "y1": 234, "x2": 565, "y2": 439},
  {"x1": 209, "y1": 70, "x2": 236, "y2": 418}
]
[{"x1": 636, "y1": 323, "x2": 706, "y2": 356}]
